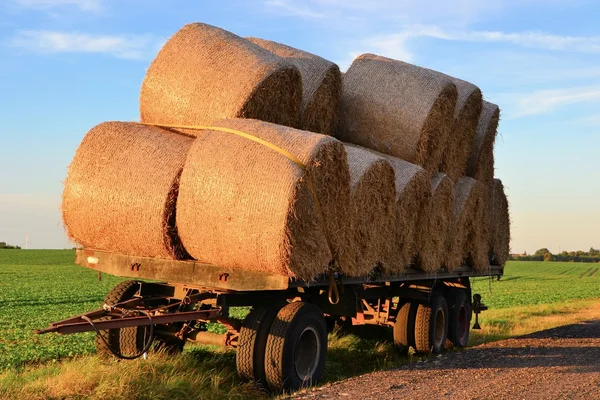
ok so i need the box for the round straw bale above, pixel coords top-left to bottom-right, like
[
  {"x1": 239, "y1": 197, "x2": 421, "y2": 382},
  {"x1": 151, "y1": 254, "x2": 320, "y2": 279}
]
[
  {"x1": 62, "y1": 122, "x2": 193, "y2": 259},
  {"x1": 376, "y1": 153, "x2": 430, "y2": 273},
  {"x1": 488, "y1": 179, "x2": 510, "y2": 266},
  {"x1": 466, "y1": 101, "x2": 500, "y2": 183},
  {"x1": 140, "y1": 23, "x2": 302, "y2": 129},
  {"x1": 336, "y1": 53, "x2": 458, "y2": 172},
  {"x1": 413, "y1": 173, "x2": 454, "y2": 272},
  {"x1": 440, "y1": 78, "x2": 482, "y2": 181},
  {"x1": 176, "y1": 118, "x2": 351, "y2": 279},
  {"x1": 343, "y1": 144, "x2": 396, "y2": 277},
  {"x1": 445, "y1": 177, "x2": 489, "y2": 272},
  {"x1": 247, "y1": 38, "x2": 342, "y2": 136}
]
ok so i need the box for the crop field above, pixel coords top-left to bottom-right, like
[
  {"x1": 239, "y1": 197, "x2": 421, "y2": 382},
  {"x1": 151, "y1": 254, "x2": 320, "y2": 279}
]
[{"x1": 0, "y1": 250, "x2": 599, "y2": 399}]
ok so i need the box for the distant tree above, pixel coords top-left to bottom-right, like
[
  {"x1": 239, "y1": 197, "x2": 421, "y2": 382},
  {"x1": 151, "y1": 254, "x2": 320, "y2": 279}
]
[
  {"x1": 534, "y1": 248, "x2": 551, "y2": 257},
  {"x1": 0, "y1": 241, "x2": 21, "y2": 249},
  {"x1": 589, "y1": 247, "x2": 600, "y2": 256},
  {"x1": 543, "y1": 252, "x2": 553, "y2": 262}
]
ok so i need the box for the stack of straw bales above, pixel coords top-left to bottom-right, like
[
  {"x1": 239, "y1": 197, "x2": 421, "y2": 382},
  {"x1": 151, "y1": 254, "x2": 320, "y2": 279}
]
[
  {"x1": 62, "y1": 21, "x2": 510, "y2": 281},
  {"x1": 140, "y1": 23, "x2": 303, "y2": 129}
]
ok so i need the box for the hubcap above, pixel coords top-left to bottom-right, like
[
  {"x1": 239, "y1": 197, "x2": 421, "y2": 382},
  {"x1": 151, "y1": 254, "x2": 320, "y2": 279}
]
[
  {"x1": 294, "y1": 326, "x2": 320, "y2": 382},
  {"x1": 434, "y1": 308, "x2": 446, "y2": 347}
]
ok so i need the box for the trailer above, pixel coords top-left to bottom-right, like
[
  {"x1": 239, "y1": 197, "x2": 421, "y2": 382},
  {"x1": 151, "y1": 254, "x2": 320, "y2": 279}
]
[{"x1": 36, "y1": 249, "x2": 500, "y2": 392}]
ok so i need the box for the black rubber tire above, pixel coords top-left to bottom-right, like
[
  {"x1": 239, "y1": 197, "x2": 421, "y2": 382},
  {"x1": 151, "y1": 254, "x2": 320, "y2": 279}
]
[
  {"x1": 393, "y1": 302, "x2": 417, "y2": 350},
  {"x1": 448, "y1": 290, "x2": 472, "y2": 348},
  {"x1": 414, "y1": 293, "x2": 449, "y2": 354},
  {"x1": 236, "y1": 307, "x2": 279, "y2": 384},
  {"x1": 95, "y1": 280, "x2": 147, "y2": 358},
  {"x1": 264, "y1": 302, "x2": 327, "y2": 393}
]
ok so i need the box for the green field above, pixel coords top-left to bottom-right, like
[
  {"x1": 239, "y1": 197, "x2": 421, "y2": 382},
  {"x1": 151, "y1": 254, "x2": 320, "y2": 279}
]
[{"x1": 0, "y1": 250, "x2": 599, "y2": 399}]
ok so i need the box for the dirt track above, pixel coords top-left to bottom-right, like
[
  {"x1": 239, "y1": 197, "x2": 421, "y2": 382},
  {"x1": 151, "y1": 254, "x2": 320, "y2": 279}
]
[{"x1": 294, "y1": 320, "x2": 600, "y2": 400}]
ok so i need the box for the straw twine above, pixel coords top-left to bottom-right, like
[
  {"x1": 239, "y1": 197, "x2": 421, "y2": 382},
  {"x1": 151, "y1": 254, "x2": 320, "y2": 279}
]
[
  {"x1": 466, "y1": 101, "x2": 500, "y2": 183},
  {"x1": 336, "y1": 53, "x2": 458, "y2": 172},
  {"x1": 140, "y1": 23, "x2": 302, "y2": 129},
  {"x1": 62, "y1": 122, "x2": 193, "y2": 259},
  {"x1": 344, "y1": 144, "x2": 396, "y2": 277},
  {"x1": 247, "y1": 37, "x2": 342, "y2": 136},
  {"x1": 176, "y1": 118, "x2": 351, "y2": 279}
]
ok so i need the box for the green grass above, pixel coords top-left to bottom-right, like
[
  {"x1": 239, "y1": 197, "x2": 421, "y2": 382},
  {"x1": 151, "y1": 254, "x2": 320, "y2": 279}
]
[
  {"x1": 1, "y1": 252, "x2": 599, "y2": 399},
  {"x1": 0, "y1": 249, "x2": 127, "y2": 369},
  {"x1": 471, "y1": 261, "x2": 600, "y2": 309}
]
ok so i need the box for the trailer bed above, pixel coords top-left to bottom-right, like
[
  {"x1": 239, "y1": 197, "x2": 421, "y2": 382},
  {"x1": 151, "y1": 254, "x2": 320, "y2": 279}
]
[{"x1": 77, "y1": 249, "x2": 503, "y2": 292}]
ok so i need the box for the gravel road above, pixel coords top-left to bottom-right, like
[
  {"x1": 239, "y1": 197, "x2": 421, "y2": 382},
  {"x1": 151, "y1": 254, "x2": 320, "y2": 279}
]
[{"x1": 294, "y1": 320, "x2": 600, "y2": 400}]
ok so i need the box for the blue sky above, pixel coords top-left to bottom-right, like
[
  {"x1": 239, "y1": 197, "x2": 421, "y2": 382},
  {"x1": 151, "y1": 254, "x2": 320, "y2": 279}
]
[{"x1": 0, "y1": 0, "x2": 598, "y2": 254}]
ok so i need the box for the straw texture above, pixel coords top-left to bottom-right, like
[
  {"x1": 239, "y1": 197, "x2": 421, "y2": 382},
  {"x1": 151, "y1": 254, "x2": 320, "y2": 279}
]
[
  {"x1": 445, "y1": 177, "x2": 489, "y2": 272},
  {"x1": 379, "y1": 153, "x2": 430, "y2": 272},
  {"x1": 414, "y1": 173, "x2": 454, "y2": 272},
  {"x1": 62, "y1": 122, "x2": 193, "y2": 259},
  {"x1": 247, "y1": 38, "x2": 342, "y2": 136},
  {"x1": 336, "y1": 53, "x2": 458, "y2": 172},
  {"x1": 140, "y1": 23, "x2": 302, "y2": 129},
  {"x1": 466, "y1": 101, "x2": 499, "y2": 183},
  {"x1": 344, "y1": 144, "x2": 396, "y2": 277},
  {"x1": 176, "y1": 118, "x2": 351, "y2": 279},
  {"x1": 440, "y1": 78, "x2": 482, "y2": 181},
  {"x1": 488, "y1": 179, "x2": 510, "y2": 266}
]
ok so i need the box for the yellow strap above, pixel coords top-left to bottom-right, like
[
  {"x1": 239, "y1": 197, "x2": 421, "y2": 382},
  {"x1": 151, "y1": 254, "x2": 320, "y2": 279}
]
[
  {"x1": 141, "y1": 123, "x2": 305, "y2": 170},
  {"x1": 142, "y1": 122, "x2": 339, "y2": 262}
]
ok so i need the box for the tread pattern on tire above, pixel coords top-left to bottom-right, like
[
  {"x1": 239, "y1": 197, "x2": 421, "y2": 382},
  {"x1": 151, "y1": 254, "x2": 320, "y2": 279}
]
[
  {"x1": 236, "y1": 307, "x2": 277, "y2": 382},
  {"x1": 264, "y1": 302, "x2": 305, "y2": 392},
  {"x1": 393, "y1": 302, "x2": 416, "y2": 349},
  {"x1": 414, "y1": 293, "x2": 448, "y2": 354},
  {"x1": 414, "y1": 303, "x2": 432, "y2": 353},
  {"x1": 95, "y1": 280, "x2": 142, "y2": 358}
]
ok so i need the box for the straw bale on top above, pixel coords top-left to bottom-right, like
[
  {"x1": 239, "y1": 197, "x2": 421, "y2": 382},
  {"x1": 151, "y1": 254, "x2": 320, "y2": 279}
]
[
  {"x1": 248, "y1": 37, "x2": 342, "y2": 136},
  {"x1": 440, "y1": 77, "x2": 482, "y2": 180},
  {"x1": 466, "y1": 101, "x2": 499, "y2": 183},
  {"x1": 140, "y1": 23, "x2": 302, "y2": 129},
  {"x1": 336, "y1": 53, "x2": 458, "y2": 172}
]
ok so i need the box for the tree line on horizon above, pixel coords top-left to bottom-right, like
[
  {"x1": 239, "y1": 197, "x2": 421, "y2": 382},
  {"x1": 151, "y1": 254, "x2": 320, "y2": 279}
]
[
  {"x1": 0, "y1": 242, "x2": 21, "y2": 249},
  {"x1": 513, "y1": 247, "x2": 600, "y2": 263}
]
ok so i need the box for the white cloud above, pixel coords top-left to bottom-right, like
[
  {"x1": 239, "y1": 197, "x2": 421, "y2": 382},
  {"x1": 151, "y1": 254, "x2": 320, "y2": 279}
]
[
  {"x1": 15, "y1": 0, "x2": 102, "y2": 12},
  {"x1": 9, "y1": 30, "x2": 157, "y2": 60},
  {"x1": 501, "y1": 85, "x2": 600, "y2": 117},
  {"x1": 362, "y1": 25, "x2": 600, "y2": 57}
]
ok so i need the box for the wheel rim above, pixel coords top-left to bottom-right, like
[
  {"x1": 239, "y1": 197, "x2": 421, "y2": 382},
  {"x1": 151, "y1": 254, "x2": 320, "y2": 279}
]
[
  {"x1": 294, "y1": 326, "x2": 320, "y2": 382},
  {"x1": 433, "y1": 308, "x2": 446, "y2": 347},
  {"x1": 457, "y1": 305, "x2": 468, "y2": 343}
]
